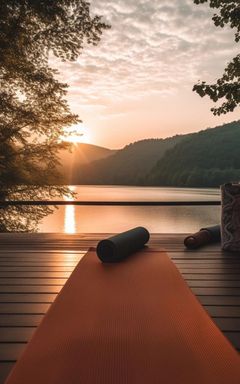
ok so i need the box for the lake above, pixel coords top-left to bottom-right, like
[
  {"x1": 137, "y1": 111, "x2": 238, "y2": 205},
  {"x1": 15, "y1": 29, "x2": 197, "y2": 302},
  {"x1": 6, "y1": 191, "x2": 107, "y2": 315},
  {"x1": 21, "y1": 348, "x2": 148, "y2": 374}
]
[{"x1": 39, "y1": 186, "x2": 220, "y2": 233}]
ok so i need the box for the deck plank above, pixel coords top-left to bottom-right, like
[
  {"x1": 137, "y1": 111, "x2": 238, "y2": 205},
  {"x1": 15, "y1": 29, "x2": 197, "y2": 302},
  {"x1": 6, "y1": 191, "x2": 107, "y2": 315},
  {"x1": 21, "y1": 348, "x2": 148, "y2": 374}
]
[
  {"x1": 0, "y1": 363, "x2": 15, "y2": 383},
  {"x1": 0, "y1": 314, "x2": 44, "y2": 327},
  {"x1": 0, "y1": 233, "x2": 240, "y2": 384}
]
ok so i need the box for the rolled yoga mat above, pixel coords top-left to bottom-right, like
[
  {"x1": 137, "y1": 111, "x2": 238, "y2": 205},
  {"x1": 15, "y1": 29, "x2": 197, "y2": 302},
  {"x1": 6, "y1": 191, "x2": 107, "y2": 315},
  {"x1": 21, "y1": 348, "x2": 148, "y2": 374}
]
[
  {"x1": 96, "y1": 226, "x2": 150, "y2": 262},
  {"x1": 184, "y1": 225, "x2": 221, "y2": 249},
  {"x1": 6, "y1": 249, "x2": 240, "y2": 384}
]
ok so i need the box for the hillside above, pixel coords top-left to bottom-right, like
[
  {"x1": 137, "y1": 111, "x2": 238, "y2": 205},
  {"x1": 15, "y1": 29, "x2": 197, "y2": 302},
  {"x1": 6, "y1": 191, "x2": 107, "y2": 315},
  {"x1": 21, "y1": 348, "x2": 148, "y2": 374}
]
[
  {"x1": 147, "y1": 121, "x2": 240, "y2": 187},
  {"x1": 58, "y1": 143, "x2": 117, "y2": 183},
  {"x1": 73, "y1": 136, "x2": 184, "y2": 185}
]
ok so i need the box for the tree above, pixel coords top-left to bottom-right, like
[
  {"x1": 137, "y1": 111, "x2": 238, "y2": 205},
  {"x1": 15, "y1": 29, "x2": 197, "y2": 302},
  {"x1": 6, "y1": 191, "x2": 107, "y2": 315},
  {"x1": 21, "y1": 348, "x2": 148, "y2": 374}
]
[
  {"x1": 0, "y1": 0, "x2": 109, "y2": 231},
  {"x1": 193, "y1": 0, "x2": 240, "y2": 115}
]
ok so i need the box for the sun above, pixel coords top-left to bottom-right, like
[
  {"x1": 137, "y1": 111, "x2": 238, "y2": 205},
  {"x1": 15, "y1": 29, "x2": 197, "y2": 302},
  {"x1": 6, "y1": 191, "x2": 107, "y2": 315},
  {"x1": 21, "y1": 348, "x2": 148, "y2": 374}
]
[{"x1": 62, "y1": 124, "x2": 92, "y2": 144}]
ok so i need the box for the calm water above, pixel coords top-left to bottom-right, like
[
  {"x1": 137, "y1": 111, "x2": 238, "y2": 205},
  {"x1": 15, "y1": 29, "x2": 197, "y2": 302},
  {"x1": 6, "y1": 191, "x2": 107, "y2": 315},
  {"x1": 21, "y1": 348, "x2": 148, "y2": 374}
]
[{"x1": 39, "y1": 186, "x2": 220, "y2": 233}]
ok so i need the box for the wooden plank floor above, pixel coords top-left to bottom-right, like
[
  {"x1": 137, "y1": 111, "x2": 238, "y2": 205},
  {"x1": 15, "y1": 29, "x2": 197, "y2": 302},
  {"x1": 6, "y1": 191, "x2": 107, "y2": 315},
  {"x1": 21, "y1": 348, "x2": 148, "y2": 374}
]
[{"x1": 0, "y1": 233, "x2": 240, "y2": 383}]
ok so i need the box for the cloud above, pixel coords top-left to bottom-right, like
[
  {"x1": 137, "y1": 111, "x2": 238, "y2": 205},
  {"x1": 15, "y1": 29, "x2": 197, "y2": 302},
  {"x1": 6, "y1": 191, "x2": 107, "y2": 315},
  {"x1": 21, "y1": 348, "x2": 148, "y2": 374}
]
[{"x1": 51, "y1": 0, "x2": 239, "y2": 144}]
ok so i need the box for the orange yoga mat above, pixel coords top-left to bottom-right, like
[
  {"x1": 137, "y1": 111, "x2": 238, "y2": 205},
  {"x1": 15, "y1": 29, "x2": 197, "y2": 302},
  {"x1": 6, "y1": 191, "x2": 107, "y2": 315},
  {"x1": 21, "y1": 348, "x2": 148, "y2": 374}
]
[{"x1": 6, "y1": 248, "x2": 240, "y2": 384}]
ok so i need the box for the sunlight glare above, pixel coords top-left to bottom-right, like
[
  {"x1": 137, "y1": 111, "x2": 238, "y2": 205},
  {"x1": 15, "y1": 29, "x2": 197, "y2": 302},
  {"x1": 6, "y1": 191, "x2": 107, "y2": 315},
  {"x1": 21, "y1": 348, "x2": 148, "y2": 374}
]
[{"x1": 62, "y1": 124, "x2": 92, "y2": 144}]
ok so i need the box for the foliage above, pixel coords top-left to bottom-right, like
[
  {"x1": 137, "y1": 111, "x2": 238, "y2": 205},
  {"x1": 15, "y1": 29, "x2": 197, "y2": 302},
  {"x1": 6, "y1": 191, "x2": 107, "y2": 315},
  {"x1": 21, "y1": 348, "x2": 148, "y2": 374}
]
[
  {"x1": 0, "y1": 185, "x2": 71, "y2": 232},
  {"x1": 193, "y1": 0, "x2": 240, "y2": 115},
  {"x1": 147, "y1": 121, "x2": 240, "y2": 187},
  {"x1": 0, "y1": 0, "x2": 109, "y2": 231},
  {"x1": 75, "y1": 137, "x2": 184, "y2": 185},
  {"x1": 63, "y1": 121, "x2": 240, "y2": 188}
]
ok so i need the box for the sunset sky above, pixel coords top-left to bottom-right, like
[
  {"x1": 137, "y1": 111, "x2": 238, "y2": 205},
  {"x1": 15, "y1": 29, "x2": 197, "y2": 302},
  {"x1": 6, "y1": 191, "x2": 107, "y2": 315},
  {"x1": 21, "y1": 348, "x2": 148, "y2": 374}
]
[{"x1": 54, "y1": 0, "x2": 239, "y2": 149}]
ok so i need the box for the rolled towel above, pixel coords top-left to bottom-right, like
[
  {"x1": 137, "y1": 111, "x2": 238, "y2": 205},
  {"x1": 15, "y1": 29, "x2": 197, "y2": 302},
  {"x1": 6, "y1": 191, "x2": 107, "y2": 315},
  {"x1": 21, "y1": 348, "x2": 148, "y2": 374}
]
[
  {"x1": 184, "y1": 225, "x2": 221, "y2": 249},
  {"x1": 97, "y1": 227, "x2": 150, "y2": 262}
]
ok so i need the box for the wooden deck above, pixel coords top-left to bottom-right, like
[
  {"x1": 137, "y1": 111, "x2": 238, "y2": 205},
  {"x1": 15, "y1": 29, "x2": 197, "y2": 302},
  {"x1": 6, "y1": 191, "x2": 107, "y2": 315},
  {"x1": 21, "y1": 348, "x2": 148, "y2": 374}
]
[{"x1": 0, "y1": 233, "x2": 240, "y2": 383}]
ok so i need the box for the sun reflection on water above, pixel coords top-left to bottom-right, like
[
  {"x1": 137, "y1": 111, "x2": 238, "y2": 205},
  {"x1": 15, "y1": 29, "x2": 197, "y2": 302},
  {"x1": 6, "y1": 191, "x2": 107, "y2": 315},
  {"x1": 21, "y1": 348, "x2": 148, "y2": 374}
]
[
  {"x1": 38, "y1": 187, "x2": 220, "y2": 233},
  {"x1": 64, "y1": 187, "x2": 76, "y2": 234}
]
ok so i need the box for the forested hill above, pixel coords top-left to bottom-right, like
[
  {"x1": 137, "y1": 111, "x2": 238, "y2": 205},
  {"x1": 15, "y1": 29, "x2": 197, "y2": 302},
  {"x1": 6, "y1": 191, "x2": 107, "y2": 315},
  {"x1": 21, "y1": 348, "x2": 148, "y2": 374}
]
[
  {"x1": 59, "y1": 143, "x2": 116, "y2": 183},
  {"x1": 147, "y1": 121, "x2": 240, "y2": 187},
  {"x1": 73, "y1": 136, "x2": 184, "y2": 185}
]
